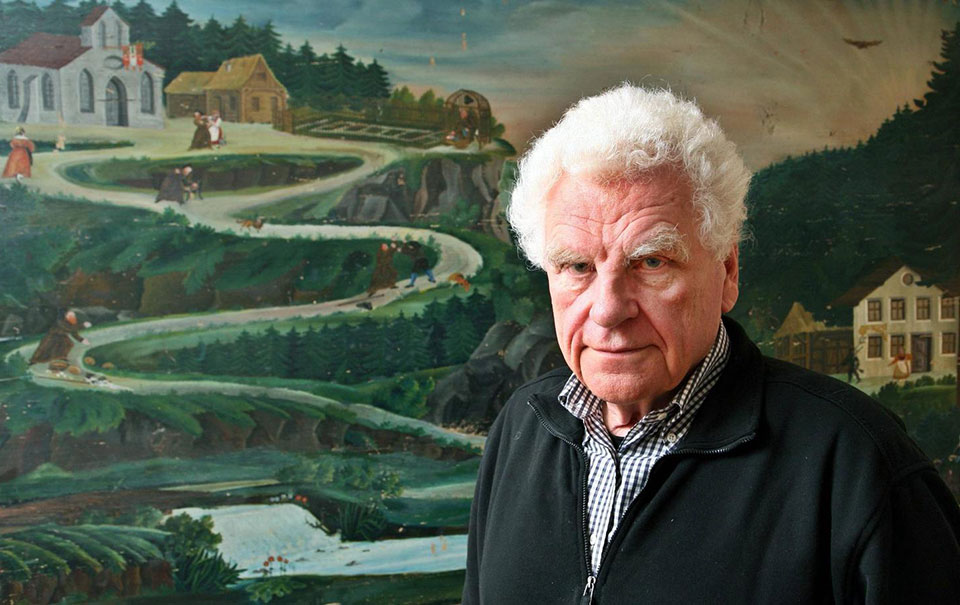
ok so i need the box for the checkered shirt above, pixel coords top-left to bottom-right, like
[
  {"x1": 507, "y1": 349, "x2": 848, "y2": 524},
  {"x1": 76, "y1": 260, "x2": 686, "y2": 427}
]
[{"x1": 558, "y1": 323, "x2": 731, "y2": 573}]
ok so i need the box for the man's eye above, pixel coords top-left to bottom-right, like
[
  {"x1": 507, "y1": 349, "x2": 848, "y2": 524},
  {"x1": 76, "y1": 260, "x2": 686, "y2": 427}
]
[
  {"x1": 569, "y1": 262, "x2": 592, "y2": 274},
  {"x1": 639, "y1": 257, "x2": 664, "y2": 269}
]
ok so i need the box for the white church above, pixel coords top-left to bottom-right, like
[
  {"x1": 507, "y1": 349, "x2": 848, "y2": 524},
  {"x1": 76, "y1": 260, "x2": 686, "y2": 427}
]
[{"x1": 0, "y1": 6, "x2": 164, "y2": 129}]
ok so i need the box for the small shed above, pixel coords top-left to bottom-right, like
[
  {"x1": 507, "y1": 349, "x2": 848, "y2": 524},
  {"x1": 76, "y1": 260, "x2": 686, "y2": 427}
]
[{"x1": 164, "y1": 71, "x2": 214, "y2": 118}]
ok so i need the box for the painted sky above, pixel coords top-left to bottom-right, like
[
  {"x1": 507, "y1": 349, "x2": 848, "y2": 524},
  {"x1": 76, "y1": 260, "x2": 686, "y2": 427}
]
[{"x1": 130, "y1": 0, "x2": 960, "y2": 168}]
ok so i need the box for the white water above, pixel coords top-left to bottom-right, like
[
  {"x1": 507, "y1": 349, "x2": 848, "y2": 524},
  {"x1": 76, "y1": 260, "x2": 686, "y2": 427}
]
[{"x1": 173, "y1": 504, "x2": 467, "y2": 578}]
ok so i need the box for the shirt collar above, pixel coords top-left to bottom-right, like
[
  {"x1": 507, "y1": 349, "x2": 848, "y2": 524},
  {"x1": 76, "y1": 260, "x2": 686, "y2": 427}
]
[{"x1": 558, "y1": 321, "x2": 731, "y2": 424}]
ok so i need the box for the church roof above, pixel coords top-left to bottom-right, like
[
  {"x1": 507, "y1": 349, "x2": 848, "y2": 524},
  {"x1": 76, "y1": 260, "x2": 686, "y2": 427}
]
[
  {"x1": 80, "y1": 6, "x2": 111, "y2": 26},
  {"x1": 0, "y1": 33, "x2": 89, "y2": 69},
  {"x1": 164, "y1": 71, "x2": 216, "y2": 95}
]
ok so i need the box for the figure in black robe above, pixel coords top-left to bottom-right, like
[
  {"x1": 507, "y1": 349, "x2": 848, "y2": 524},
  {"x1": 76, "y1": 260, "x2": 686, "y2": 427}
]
[
  {"x1": 189, "y1": 111, "x2": 211, "y2": 150},
  {"x1": 30, "y1": 311, "x2": 88, "y2": 364},
  {"x1": 155, "y1": 166, "x2": 197, "y2": 204}
]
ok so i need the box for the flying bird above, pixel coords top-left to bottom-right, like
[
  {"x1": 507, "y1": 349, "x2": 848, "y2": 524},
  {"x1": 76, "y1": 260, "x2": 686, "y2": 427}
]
[{"x1": 843, "y1": 38, "x2": 882, "y2": 49}]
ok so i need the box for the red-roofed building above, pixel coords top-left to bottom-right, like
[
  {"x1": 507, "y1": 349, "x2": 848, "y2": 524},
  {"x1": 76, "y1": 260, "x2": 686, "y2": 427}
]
[{"x1": 0, "y1": 7, "x2": 164, "y2": 129}]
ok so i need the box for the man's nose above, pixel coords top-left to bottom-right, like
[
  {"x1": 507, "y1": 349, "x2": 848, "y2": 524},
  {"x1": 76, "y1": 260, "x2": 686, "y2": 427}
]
[{"x1": 588, "y1": 270, "x2": 639, "y2": 328}]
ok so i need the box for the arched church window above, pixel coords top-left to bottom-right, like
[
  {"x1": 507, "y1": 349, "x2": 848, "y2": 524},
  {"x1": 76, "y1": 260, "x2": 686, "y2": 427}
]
[
  {"x1": 42, "y1": 74, "x2": 54, "y2": 110},
  {"x1": 79, "y1": 69, "x2": 94, "y2": 113},
  {"x1": 140, "y1": 72, "x2": 154, "y2": 114},
  {"x1": 7, "y1": 71, "x2": 18, "y2": 109}
]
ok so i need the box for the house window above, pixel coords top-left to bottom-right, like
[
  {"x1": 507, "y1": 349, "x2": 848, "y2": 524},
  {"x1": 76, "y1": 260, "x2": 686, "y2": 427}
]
[
  {"x1": 41, "y1": 74, "x2": 54, "y2": 110},
  {"x1": 944, "y1": 333, "x2": 957, "y2": 355},
  {"x1": 117, "y1": 22, "x2": 124, "y2": 46},
  {"x1": 867, "y1": 299, "x2": 882, "y2": 322},
  {"x1": 890, "y1": 298, "x2": 905, "y2": 321},
  {"x1": 140, "y1": 72, "x2": 154, "y2": 114},
  {"x1": 890, "y1": 334, "x2": 905, "y2": 357},
  {"x1": 252, "y1": 96, "x2": 260, "y2": 111},
  {"x1": 79, "y1": 70, "x2": 94, "y2": 112},
  {"x1": 229, "y1": 95, "x2": 237, "y2": 111},
  {"x1": 916, "y1": 297, "x2": 930, "y2": 320},
  {"x1": 940, "y1": 297, "x2": 956, "y2": 320},
  {"x1": 7, "y1": 71, "x2": 19, "y2": 109},
  {"x1": 867, "y1": 335, "x2": 883, "y2": 359},
  {"x1": 99, "y1": 20, "x2": 107, "y2": 47}
]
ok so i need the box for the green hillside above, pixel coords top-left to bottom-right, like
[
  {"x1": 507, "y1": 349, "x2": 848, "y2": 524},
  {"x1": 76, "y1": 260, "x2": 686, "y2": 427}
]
[{"x1": 733, "y1": 23, "x2": 960, "y2": 342}]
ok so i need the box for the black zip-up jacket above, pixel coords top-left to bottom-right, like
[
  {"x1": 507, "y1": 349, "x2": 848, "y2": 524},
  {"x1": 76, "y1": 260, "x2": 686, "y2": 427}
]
[{"x1": 463, "y1": 318, "x2": 960, "y2": 604}]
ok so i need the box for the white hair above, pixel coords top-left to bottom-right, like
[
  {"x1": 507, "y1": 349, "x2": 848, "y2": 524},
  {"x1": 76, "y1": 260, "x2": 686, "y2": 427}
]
[{"x1": 507, "y1": 83, "x2": 751, "y2": 267}]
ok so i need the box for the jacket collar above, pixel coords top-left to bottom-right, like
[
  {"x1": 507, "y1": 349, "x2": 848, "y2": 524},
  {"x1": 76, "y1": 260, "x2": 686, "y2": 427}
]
[{"x1": 527, "y1": 316, "x2": 763, "y2": 452}]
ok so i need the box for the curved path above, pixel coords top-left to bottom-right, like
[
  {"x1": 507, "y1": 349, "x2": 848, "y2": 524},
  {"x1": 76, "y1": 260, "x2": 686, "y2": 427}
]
[{"x1": 8, "y1": 120, "x2": 486, "y2": 449}]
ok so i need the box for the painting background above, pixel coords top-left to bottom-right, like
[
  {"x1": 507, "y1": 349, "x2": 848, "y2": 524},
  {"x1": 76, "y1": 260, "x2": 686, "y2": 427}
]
[{"x1": 0, "y1": 1, "x2": 957, "y2": 603}]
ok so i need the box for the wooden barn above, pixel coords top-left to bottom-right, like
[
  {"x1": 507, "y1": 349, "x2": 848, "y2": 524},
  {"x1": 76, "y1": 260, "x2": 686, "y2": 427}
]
[{"x1": 164, "y1": 53, "x2": 287, "y2": 123}]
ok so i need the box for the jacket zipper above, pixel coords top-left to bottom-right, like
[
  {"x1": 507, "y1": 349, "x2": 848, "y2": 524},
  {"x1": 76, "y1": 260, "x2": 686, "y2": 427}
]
[
  {"x1": 527, "y1": 401, "x2": 596, "y2": 603},
  {"x1": 530, "y1": 398, "x2": 756, "y2": 604}
]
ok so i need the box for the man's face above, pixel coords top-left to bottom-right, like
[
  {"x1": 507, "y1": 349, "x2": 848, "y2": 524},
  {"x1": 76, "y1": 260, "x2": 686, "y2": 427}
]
[{"x1": 543, "y1": 169, "x2": 739, "y2": 410}]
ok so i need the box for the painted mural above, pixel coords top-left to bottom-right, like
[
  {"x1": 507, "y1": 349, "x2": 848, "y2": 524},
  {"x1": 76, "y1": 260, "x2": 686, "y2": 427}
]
[{"x1": 0, "y1": 0, "x2": 957, "y2": 603}]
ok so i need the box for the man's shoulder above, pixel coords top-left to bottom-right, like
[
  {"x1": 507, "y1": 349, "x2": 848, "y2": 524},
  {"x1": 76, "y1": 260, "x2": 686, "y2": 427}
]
[{"x1": 759, "y1": 356, "x2": 929, "y2": 475}]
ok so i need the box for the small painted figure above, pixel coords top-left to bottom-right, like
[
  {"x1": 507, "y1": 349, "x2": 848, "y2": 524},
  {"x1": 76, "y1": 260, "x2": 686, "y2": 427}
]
[
  {"x1": 54, "y1": 134, "x2": 66, "y2": 152},
  {"x1": 189, "y1": 110, "x2": 212, "y2": 150},
  {"x1": 889, "y1": 347, "x2": 912, "y2": 381},
  {"x1": 155, "y1": 165, "x2": 198, "y2": 204},
  {"x1": 446, "y1": 107, "x2": 477, "y2": 146},
  {"x1": 400, "y1": 240, "x2": 435, "y2": 288},
  {"x1": 208, "y1": 110, "x2": 225, "y2": 148},
  {"x1": 29, "y1": 310, "x2": 90, "y2": 365},
  {"x1": 367, "y1": 242, "x2": 399, "y2": 296},
  {"x1": 845, "y1": 350, "x2": 861, "y2": 383},
  {"x1": 2, "y1": 127, "x2": 35, "y2": 181}
]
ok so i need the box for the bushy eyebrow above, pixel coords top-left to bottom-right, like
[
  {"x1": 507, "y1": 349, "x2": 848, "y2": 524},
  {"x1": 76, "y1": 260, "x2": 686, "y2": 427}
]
[
  {"x1": 545, "y1": 245, "x2": 591, "y2": 269},
  {"x1": 545, "y1": 225, "x2": 689, "y2": 270},
  {"x1": 625, "y1": 225, "x2": 689, "y2": 263}
]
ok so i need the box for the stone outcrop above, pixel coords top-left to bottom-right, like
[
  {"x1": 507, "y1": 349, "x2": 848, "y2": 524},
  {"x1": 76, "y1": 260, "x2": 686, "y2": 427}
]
[
  {"x1": 332, "y1": 156, "x2": 510, "y2": 240},
  {"x1": 428, "y1": 316, "x2": 566, "y2": 430}
]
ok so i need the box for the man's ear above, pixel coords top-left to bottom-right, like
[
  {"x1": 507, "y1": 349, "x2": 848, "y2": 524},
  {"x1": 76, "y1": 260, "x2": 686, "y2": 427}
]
[{"x1": 721, "y1": 244, "x2": 739, "y2": 313}]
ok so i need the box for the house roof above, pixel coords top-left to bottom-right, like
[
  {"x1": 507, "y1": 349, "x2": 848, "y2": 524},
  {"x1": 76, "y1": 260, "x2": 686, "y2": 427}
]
[
  {"x1": 773, "y1": 302, "x2": 827, "y2": 338},
  {"x1": 164, "y1": 71, "x2": 215, "y2": 95},
  {"x1": 832, "y1": 258, "x2": 909, "y2": 307},
  {"x1": 0, "y1": 33, "x2": 89, "y2": 69},
  {"x1": 204, "y1": 54, "x2": 287, "y2": 93},
  {"x1": 80, "y1": 6, "x2": 111, "y2": 26}
]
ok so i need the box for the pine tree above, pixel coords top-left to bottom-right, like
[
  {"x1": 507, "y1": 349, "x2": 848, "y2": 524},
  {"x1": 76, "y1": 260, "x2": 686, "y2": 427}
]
[
  {"x1": 466, "y1": 290, "x2": 496, "y2": 334},
  {"x1": 154, "y1": 1, "x2": 198, "y2": 85},
  {"x1": 272, "y1": 43, "x2": 297, "y2": 90},
  {"x1": 329, "y1": 43, "x2": 357, "y2": 97},
  {"x1": 231, "y1": 330, "x2": 259, "y2": 376},
  {"x1": 110, "y1": 0, "x2": 129, "y2": 23},
  {"x1": 198, "y1": 17, "x2": 227, "y2": 71},
  {"x1": 284, "y1": 327, "x2": 304, "y2": 378},
  {"x1": 363, "y1": 59, "x2": 390, "y2": 98},
  {"x1": 223, "y1": 15, "x2": 257, "y2": 58},
  {"x1": 254, "y1": 19, "x2": 282, "y2": 62},
  {"x1": 127, "y1": 0, "x2": 158, "y2": 44},
  {"x1": 443, "y1": 311, "x2": 480, "y2": 365},
  {"x1": 41, "y1": 0, "x2": 76, "y2": 35},
  {"x1": 1, "y1": 0, "x2": 42, "y2": 47},
  {"x1": 288, "y1": 41, "x2": 321, "y2": 101}
]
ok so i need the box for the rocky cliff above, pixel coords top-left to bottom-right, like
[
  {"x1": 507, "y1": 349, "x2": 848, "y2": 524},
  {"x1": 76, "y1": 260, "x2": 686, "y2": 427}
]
[
  {"x1": 427, "y1": 316, "x2": 566, "y2": 430},
  {"x1": 331, "y1": 156, "x2": 511, "y2": 240}
]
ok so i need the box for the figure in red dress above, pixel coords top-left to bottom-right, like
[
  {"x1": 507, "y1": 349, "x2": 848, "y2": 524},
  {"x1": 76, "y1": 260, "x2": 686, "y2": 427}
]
[{"x1": 2, "y1": 127, "x2": 35, "y2": 181}]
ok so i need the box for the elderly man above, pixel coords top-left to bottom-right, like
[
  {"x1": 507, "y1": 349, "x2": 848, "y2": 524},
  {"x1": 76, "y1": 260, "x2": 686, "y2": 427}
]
[{"x1": 463, "y1": 85, "x2": 960, "y2": 604}]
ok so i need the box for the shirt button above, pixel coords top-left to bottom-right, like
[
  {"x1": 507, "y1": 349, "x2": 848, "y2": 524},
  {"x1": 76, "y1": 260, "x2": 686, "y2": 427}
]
[
  {"x1": 665, "y1": 432, "x2": 678, "y2": 444},
  {"x1": 590, "y1": 534, "x2": 599, "y2": 546}
]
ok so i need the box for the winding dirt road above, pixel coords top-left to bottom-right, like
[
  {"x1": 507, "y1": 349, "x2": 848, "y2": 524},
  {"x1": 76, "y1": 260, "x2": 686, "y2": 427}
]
[{"x1": 8, "y1": 119, "x2": 486, "y2": 449}]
